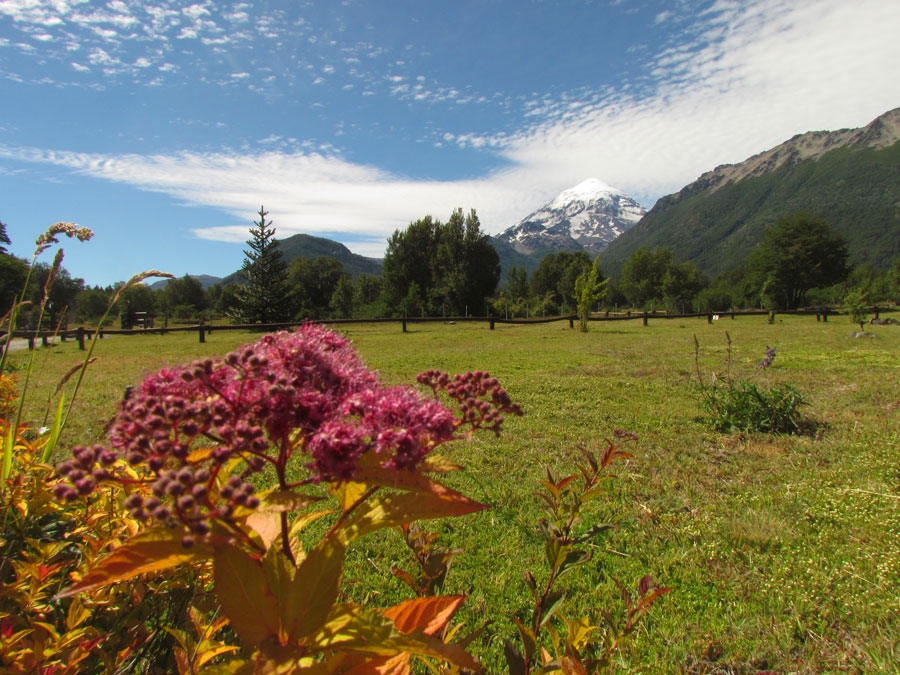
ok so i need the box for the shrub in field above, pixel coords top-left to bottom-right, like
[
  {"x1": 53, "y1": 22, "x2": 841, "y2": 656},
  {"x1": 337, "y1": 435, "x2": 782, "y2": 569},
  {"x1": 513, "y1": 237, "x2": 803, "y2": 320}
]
[
  {"x1": 503, "y1": 432, "x2": 671, "y2": 673},
  {"x1": 694, "y1": 333, "x2": 805, "y2": 434},
  {"x1": 392, "y1": 432, "x2": 672, "y2": 673}
]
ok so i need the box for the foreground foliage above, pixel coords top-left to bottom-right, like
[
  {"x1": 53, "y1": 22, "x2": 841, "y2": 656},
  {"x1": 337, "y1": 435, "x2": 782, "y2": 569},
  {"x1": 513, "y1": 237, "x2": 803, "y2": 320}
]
[
  {"x1": 6, "y1": 313, "x2": 898, "y2": 672},
  {"x1": 2, "y1": 324, "x2": 668, "y2": 673}
]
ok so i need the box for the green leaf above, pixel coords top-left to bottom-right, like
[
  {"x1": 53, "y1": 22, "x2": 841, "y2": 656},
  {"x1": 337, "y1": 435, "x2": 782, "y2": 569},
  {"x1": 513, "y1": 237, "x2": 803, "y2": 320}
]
[
  {"x1": 573, "y1": 523, "x2": 612, "y2": 545},
  {"x1": 39, "y1": 392, "x2": 65, "y2": 463},
  {"x1": 538, "y1": 590, "x2": 567, "y2": 628},
  {"x1": 556, "y1": 549, "x2": 592, "y2": 580},
  {"x1": 2, "y1": 419, "x2": 14, "y2": 480},
  {"x1": 56, "y1": 526, "x2": 213, "y2": 598}
]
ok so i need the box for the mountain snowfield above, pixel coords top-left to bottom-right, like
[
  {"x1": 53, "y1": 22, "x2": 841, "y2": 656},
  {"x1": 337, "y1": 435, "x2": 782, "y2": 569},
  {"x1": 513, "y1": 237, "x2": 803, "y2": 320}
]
[{"x1": 496, "y1": 178, "x2": 646, "y2": 256}]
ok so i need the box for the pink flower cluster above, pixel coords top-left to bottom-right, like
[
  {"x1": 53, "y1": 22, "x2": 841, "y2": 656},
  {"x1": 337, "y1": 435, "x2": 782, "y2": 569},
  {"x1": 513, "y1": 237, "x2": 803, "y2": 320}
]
[
  {"x1": 56, "y1": 325, "x2": 520, "y2": 545},
  {"x1": 417, "y1": 369, "x2": 523, "y2": 436}
]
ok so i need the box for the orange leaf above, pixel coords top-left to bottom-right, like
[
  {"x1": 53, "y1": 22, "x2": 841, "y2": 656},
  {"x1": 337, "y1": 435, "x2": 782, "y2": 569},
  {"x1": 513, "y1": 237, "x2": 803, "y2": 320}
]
[
  {"x1": 383, "y1": 595, "x2": 465, "y2": 636},
  {"x1": 56, "y1": 526, "x2": 213, "y2": 598},
  {"x1": 338, "y1": 652, "x2": 411, "y2": 674},
  {"x1": 336, "y1": 482, "x2": 486, "y2": 544},
  {"x1": 282, "y1": 537, "x2": 347, "y2": 642},
  {"x1": 213, "y1": 545, "x2": 283, "y2": 648},
  {"x1": 244, "y1": 510, "x2": 282, "y2": 549}
]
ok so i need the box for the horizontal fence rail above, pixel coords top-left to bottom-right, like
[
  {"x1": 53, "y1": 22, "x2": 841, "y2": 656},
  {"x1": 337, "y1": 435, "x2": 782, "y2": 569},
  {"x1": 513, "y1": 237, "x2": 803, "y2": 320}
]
[{"x1": 2, "y1": 306, "x2": 896, "y2": 351}]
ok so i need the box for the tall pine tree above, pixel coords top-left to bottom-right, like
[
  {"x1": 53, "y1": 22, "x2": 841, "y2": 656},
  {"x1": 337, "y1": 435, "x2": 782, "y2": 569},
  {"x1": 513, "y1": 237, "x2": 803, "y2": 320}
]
[{"x1": 231, "y1": 206, "x2": 292, "y2": 324}]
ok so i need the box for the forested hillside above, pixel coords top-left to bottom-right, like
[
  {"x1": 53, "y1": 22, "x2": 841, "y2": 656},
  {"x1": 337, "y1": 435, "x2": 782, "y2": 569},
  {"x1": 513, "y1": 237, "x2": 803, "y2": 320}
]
[{"x1": 600, "y1": 113, "x2": 900, "y2": 278}]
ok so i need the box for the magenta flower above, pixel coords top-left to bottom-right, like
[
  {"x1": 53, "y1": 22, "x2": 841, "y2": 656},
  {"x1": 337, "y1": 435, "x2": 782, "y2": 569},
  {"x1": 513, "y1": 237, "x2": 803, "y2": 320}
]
[{"x1": 56, "y1": 325, "x2": 521, "y2": 545}]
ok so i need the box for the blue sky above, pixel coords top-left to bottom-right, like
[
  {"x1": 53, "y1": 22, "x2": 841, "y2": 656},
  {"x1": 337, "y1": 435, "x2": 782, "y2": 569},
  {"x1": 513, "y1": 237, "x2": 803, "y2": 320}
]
[{"x1": 1, "y1": 0, "x2": 899, "y2": 287}]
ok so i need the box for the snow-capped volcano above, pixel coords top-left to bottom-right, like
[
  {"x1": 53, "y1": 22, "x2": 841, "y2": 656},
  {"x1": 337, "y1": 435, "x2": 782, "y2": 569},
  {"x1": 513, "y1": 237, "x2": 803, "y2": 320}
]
[{"x1": 497, "y1": 178, "x2": 646, "y2": 256}]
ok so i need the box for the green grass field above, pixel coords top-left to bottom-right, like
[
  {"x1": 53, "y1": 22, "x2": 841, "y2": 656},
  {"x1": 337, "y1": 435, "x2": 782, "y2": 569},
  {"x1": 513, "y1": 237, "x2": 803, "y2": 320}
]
[{"x1": 8, "y1": 315, "x2": 900, "y2": 673}]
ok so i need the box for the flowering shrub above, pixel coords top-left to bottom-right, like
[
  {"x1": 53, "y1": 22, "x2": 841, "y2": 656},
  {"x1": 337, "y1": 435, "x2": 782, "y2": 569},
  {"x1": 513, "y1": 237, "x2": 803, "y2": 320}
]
[
  {"x1": 694, "y1": 333, "x2": 806, "y2": 434},
  {"x1": 53, "y1": 325, "x2": 528, "y2": 671}
]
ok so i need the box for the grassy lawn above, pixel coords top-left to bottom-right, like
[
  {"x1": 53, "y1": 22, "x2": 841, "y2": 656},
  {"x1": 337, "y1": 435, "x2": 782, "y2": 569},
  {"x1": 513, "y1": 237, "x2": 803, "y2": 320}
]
[{"x1": 7, "y1": 315, "x2": 900, "y2": 673}]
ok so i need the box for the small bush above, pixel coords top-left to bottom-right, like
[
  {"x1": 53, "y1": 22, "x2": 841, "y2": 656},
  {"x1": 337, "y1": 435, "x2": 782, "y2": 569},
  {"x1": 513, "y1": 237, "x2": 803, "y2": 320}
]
[
  {"x1": 695, "y1": 333, "x2": 806, "y2": 435},
  {"x1": 701, "y1": 379, "x2": 805, "y2": 434}
]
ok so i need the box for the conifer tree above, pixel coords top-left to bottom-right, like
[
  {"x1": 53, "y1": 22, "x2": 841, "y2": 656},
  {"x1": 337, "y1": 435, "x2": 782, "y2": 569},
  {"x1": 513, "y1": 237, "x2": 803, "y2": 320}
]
[{"x1": 231, "y1": 206, "x2": 292, "y2": 324}]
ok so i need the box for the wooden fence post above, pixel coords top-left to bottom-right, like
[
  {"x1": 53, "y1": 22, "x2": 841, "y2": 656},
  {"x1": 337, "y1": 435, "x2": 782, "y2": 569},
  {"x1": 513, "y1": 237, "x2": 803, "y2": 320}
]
[
  {"x1": 402, "y1": 320, "x2": 407, "y2": 333},
  {"x1": 490, "y1": 319, "x2": 495, "y2": 330},
  {"x1": 77, "y1": 327, "x2": 86, "y2": 351},
  {"x1": 643, "y1": 312, "x2": 648, "y2": 326},
  {"x1": 199, "y1": 325, "x2": 206, "y2": 343}
]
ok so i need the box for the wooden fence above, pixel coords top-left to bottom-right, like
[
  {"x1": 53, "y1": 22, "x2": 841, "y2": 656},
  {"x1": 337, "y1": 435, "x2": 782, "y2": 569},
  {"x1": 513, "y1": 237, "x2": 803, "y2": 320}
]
[{"x1": 2, "y1": 306, "x2": 895, "y2": 351}]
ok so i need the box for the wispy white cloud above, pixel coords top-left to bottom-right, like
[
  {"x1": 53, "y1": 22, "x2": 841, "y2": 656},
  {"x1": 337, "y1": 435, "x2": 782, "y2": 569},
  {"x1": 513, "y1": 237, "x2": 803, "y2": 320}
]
[{"x1": 2, "y1": 0, "x2": 899, "y2": 260}]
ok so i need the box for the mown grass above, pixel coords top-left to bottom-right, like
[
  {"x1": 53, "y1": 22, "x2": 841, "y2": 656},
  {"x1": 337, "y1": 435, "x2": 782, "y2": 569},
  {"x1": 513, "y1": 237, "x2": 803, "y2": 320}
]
[{"x1": 7, "y1": 315, "x2": 900, "y2": 673}]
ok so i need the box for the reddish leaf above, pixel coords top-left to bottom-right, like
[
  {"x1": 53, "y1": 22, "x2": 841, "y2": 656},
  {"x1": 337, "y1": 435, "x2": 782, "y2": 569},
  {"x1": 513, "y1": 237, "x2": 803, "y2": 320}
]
[
  {"x1": 314, "y1": 604, "x2": 483, "y2": 673},
  {"x1": 383, "y1": 595, "x2": 465, "y2": 636},
  {"x1": 56, "y1": 526, "x2": 214, "y2": 598}
]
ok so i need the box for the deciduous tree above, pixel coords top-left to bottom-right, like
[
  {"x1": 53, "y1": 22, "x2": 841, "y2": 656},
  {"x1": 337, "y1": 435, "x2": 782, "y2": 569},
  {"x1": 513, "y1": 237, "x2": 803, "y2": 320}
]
[
  {"x1": 530, "y1": 251, "x2": 591, "y2": 314},
  {"x1": 383, "y1": 209, "x2": 499, "y2": 316},
  {"x1": 620, "y1": 247, "x2": 672, "y2": 308},
  {"x1": 749, "y1": 212, "x2": 849, "y2": 310},
  {"x1": 288, "y1": 256, "x2": 345, "y2": 319},
  {"x1": 575, "y1": 257, "x2": 608, "y2": 331},
  {"x1": 162, "y1": 275, "x2": 207, "y2": 318}
]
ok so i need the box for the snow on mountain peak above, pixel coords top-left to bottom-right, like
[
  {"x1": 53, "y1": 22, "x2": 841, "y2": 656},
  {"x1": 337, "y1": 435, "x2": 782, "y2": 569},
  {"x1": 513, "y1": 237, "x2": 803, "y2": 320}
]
[
  {"x1": 497, "y1": 178, "x2": 646, "y2": 257},
  {"x1": 551, "y1": 177, "x2": 622, "y2": 207}
]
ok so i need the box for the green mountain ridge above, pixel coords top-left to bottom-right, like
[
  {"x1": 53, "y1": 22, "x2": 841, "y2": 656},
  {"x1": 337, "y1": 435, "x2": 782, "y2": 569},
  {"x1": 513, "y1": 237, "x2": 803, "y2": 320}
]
[
  {"x1": 598, "y1": 107, "x2": 900, "y2": 278},
  {"x1": 155, "y1": 232, "x2": 384, "y2": 288}
]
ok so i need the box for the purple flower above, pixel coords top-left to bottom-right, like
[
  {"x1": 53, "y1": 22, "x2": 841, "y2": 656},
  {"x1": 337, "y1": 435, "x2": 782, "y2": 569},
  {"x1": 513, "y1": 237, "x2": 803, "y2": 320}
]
[{"x1": 758, "y1": 345, "x2": 776, "y2": 370}]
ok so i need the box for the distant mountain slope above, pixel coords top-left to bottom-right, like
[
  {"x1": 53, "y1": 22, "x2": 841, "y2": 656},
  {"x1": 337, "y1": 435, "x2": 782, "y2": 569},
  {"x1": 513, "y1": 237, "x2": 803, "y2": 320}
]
[
  {"x1": 496, "y1": 178, "x2": 646, "y2": 259},
  {"x1": 150, "y1": 274, "x2": 224, "y2": 290},
  {"x1": 277, "y1": 233, "x2": 383, "y2": 278},
  {"x1": 221, "y1": 232, "x2": 383, "y2": 285},
  {"x1": 599, "y1": 108, "x2": 900, "y2": 278},
  {"x1": 487, "y1": 235, "x2": 545, "y2": 281}
]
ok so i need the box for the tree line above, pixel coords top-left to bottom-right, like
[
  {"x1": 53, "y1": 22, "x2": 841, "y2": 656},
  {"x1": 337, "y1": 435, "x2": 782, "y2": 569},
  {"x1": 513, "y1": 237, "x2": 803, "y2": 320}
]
[{"x1": 2, "y1": 210, "x2": 898, "y2": 332}]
